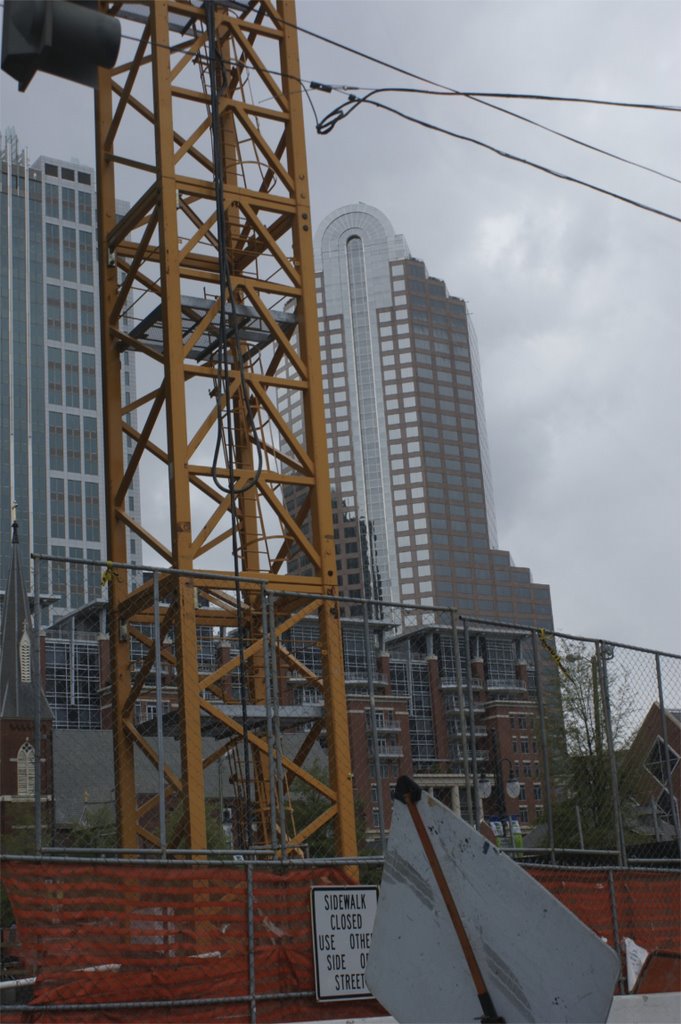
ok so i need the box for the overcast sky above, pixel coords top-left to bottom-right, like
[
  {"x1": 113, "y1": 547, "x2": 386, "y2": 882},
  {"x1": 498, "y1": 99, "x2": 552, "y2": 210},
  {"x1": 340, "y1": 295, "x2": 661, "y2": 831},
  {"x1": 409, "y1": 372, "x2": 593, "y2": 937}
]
[{"x1": 1, "y1": 1, "x2": 679, "y2": 653}]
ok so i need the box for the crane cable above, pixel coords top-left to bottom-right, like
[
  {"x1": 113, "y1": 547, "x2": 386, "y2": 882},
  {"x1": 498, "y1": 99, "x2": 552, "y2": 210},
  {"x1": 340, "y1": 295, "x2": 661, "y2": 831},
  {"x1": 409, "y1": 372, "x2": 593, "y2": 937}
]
[{"x1": 205, "y1": 0, "x2": 256, "y2": 848}]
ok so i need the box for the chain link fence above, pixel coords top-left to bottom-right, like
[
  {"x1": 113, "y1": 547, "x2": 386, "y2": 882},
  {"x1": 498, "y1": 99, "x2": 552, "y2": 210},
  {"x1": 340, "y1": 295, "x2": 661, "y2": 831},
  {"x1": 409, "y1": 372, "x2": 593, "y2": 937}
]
[
  {"x1": 1, "y1": 553, "x2": 679, "y2": 1015},
  {"x1": 5, "y1": 552, "x2": 681, "y2": 864}
]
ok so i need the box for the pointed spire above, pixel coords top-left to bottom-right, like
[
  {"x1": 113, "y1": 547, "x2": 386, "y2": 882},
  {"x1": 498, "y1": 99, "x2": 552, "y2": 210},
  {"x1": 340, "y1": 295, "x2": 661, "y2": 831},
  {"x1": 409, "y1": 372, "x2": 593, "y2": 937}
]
[{"x1": 0, "y1": 516, "x2": 52, "y2": 721}]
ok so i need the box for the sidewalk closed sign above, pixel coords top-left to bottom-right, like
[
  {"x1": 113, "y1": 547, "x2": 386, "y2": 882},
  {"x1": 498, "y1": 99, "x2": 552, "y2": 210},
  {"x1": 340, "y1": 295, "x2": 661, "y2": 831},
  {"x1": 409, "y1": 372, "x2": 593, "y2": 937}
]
[{"x1": 310, "y1": 886, "x2": 378, "y2": 1001}]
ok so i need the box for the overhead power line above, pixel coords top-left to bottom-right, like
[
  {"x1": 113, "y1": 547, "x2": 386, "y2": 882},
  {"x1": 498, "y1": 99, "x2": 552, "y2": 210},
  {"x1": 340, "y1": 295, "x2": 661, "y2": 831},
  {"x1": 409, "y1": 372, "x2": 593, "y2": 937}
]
[
  {"x1": 289, "y1": 13, "x2": 679, "y2": 116},
  {"x1": 315, "y1": 85, "x2": 680, "y2": 184},
  {"x1": 315, "y1": 94, "x2": 681, "y2": 223},
  {"x1": 116, "y1": 19, "x2": 680, "y2": 183},
  {"x1": 113, "y1": 13, "x2": 681, "y2": 217},
  {"x1": 284, "y1": 14, "x2": 681, "y2": 189},
  {"x1": 451, "y1": 92, "x2": 681, "y2": 111}
]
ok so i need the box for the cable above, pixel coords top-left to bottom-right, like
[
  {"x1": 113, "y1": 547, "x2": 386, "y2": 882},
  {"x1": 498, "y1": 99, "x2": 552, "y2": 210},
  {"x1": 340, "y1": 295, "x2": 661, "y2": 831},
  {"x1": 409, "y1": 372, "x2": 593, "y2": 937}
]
[
  {"x1": 273, "y1": 12, "x2": 681, "y2": 184},
  {"x1": 116, "y1": 18, "x2": 680, "y2": 183},
  {"x1": 449, "y1": 92, "x2": 681, "y2": 112},
  {"x1": 315, "y1": 85, "x2": 680, "y2": 184},
  {"x1": 316, "y1": 94, "x2": 681, "y2": 223},
  {"x1": 116, "y1": 23, "x2": 681, "y2": 115},
  {"x1": 205, "y1": 0, "x2": 255, "y2": 852}
]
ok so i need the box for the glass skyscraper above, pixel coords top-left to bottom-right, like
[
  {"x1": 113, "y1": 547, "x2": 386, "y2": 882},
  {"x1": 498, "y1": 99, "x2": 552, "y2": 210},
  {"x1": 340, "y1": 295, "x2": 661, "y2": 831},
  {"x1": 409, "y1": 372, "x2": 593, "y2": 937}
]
[{"x1": 0, "y1": 130, "x2": 139, "y2": 617}]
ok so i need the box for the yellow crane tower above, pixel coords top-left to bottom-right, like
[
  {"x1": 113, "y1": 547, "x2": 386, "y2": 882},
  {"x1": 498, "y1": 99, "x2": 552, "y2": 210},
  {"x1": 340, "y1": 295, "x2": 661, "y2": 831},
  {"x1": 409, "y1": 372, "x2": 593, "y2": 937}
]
[{"x1": 89, "y1": 0, "x2": 356, "y2": 856}]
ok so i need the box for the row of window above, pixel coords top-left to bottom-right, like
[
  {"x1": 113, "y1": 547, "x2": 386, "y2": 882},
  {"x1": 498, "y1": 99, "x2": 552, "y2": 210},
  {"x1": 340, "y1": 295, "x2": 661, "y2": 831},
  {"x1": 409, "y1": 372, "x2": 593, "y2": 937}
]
[
  {"x1": 45, "y1": 223, "x2": 94, "y2": 285},
  {"x1": 44, "y1": 183, "x2": 92, "y2": 225},
  {"x1": 46, "y1": 285, "x2": 96, "y2": 345},
  {"x1": 49, "y1": 412, "x2": 99, "y2": 475},
  {"x1": 48, "y1": 347, "x2": 98, "y2": 409},
  {"x1": 49, "y1": 477, "x2": 101, "y2": 542},
  {"x1": 43, "y1": 163, "x2": 91, "y2": 185}
]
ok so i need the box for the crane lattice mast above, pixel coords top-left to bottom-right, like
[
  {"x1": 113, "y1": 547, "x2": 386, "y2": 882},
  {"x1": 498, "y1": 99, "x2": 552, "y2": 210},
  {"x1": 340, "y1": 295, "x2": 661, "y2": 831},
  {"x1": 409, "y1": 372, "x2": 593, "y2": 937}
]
[{"x1": 94, "y1": 0, "x2": 356, "y2": 856}]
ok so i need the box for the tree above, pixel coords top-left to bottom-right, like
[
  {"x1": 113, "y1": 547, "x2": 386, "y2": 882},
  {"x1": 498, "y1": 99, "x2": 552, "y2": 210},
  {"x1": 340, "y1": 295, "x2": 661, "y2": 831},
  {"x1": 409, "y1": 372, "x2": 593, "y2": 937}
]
[
  {"x1": 548, "y1": 641, "x2": 637, "y2": 852},
  {"x1": 288, "y1": 759, "x2": 371, "y2": 861},
  {"x1": 61, "y1": 805, "x2": 117, "y2": 850}
]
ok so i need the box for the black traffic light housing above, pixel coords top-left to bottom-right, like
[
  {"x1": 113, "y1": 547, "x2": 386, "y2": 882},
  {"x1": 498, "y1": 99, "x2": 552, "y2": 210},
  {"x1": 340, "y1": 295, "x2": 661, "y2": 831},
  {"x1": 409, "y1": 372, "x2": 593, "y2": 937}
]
[{"x1": 2, "y1": 0, "x2": 121, "y2": 92}]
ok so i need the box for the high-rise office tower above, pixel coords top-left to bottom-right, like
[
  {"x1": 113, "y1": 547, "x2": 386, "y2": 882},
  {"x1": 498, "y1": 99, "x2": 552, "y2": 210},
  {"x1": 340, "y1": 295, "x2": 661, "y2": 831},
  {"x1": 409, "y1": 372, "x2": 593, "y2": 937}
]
[
  {"x1": 0, "y1": 130, "x2": 140, "y2": 616},
  {"x1": 279, "y1": 203, "x2": 556, "y2": 834},
  {"x1": 311, "y1": 202, "x2": 553, "y2": 627}
]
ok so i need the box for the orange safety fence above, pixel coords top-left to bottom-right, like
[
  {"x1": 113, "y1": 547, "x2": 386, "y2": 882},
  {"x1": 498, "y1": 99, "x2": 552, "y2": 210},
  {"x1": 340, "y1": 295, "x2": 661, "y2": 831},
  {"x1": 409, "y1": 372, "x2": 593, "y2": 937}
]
[
  {"x1": 2, "y1": 860, "x2": 679, "y2": 1022},
  {"x1": 1, "y1": 860, "x2": 383, "y2": 1023},
  {"x1": 526, "y1": 866, "x2": 681, "y2": 955}
]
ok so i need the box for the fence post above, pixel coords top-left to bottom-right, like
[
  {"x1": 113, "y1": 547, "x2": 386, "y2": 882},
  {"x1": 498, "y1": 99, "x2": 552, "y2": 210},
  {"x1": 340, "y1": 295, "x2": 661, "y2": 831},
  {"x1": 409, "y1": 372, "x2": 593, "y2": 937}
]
[
  {"x1": 247, "y1": 861, "x2": 257, "y2": 1023},
  {"x1": 268, "y1": 591, "x2": 287, "y2": 859},
  {"x1": 363, "y1": 602, "x2": 386, "y2": 851},
  {"x1": 598, "y1": 643, "x2": 627, "y2": 866},
  {"x1": 33, "y1": 554, "x2": 43, "y2": 853},
  {"x1": 152, "y1": 570, "x2": 167, "y2": 855},
  {"x1": 462, "y1": 619, "x2": 481, "y2": 826},
  {"x1": 261, "y1": 585, "x2": 279, "y2": 856},
  {"x1": 532, "y1": 629, "x2": 556, "y2": 864},
  {"x1": 655, "y1": 653, "x2": 681, "y2": 850},
  {"x1": 450, "y1": 608, "x2": 473, "y2": 823},
  {"x1": 607, "y1": 869, "x2": 625, "y2": 994}
]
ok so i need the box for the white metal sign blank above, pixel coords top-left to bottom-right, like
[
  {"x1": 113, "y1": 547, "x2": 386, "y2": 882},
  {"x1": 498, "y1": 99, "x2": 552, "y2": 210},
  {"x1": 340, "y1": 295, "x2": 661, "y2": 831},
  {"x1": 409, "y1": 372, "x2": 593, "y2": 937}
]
[
  {"x1": 310, "y1": 886, "x2": 378, "y2": 1001},
  {"x1": 365, "y1": 790, "x2": 620, "y2": 1023}
]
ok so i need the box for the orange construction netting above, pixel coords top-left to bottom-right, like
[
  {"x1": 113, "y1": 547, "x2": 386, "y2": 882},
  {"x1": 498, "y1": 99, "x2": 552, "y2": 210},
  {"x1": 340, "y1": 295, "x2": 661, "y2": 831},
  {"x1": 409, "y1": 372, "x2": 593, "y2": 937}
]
[{"x1": 2, "y1": 860, "x2": 679, "y2": 1022}]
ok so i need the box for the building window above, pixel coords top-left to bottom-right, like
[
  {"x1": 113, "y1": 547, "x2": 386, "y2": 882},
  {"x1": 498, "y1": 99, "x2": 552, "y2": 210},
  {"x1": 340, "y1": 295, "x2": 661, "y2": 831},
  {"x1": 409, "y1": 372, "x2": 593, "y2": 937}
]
[
  {"x1": 87, "y1": 549, "x2": 101, "y2": 601},
  {"x1": 68, "y1": 480, "x2": 83, "y2": 540},
  {"x1": 81, "y1": 292, "x2": 95, "y2": 346},
  {"x1": 62, "y1": 187, "x2": 75, "y2": 222},
  {"x1": 83, "y1": 417, "x2": 98, "y2": 475},
  {"x1": 82, "y1": 353, "x2": 97, "y2": 409},
  {"x1": 46, "y1": 285, "x2": 61, "y2": 340},
  {"x1": 645, "y1": 737, "x2": 679, "y2": 784},
  {"x1": 85, "y1": 483, "x2": 100, "y2": 542},
  {"x1": 44, "y1": 638, "x2": 101, "y2": 728},
  {"x1": 47, "y1": 348, "x2": 62, "y2": 403},
  {"x1": 17, "y1": 741, "x2": 35, "y2": 797},
  {"x1": 69, "y1": 551, "x2": 84, "y2": 605},
  {"x1": 65, "y1": 350, "x2": 79, "y2": 407},
  {"x1": 66, "y1": 414, "x2": 81, "y2": 473},
  {"x1": 64, "y1": 288, "x2": 78, "y2": 344},
  {"x1": 49, "y1": 412, "x2": 64, "y2": 470},
  {"x1": 79, "y1": 230, "x2": 93, "y2": 285},
  {"x1": 78, "y1": 191, "x2": 92, "y2": 225},
  {"x1": 45, "y1": 182, "x2": 59, "y2": 218},
  {"x1": 45, "y1": 222, "x2": 60, "y2": 277},
  {"x1": 62, "y1": 226, "x2": 77, "y2": 281},
  {"x1": 533, "y1": 783, "x2": 542, "y2": 801},
  {"x1": 50, "y1": 478, "x2": 65, "y2": 538}
]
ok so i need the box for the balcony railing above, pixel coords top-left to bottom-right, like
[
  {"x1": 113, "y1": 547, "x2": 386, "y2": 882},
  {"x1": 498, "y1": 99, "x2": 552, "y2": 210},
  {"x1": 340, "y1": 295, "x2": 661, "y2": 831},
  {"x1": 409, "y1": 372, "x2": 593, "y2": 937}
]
[
  {"x1": 369, "y1": 744, "x2": 404, "y2": 760},
  {"x1": 368, "y1": 721, "x2": 402, "y2": 735},
  {"x1": 440, "y1": 675, "x2": 483, "y2": 691}
]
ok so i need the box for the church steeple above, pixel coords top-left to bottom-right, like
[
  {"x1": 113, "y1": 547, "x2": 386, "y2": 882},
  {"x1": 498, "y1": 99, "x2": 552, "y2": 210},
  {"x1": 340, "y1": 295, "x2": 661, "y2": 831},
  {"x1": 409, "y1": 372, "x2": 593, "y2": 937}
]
[{"x1": 0, "y1": 515, "x2": 52, "y2": 721}]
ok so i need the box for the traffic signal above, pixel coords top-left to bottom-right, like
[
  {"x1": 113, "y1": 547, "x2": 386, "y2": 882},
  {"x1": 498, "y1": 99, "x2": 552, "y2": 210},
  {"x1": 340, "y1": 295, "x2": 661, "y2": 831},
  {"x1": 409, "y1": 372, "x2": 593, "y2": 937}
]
[{"x1": 1, "y1": 0, "x2": 121, "y2": 92}]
